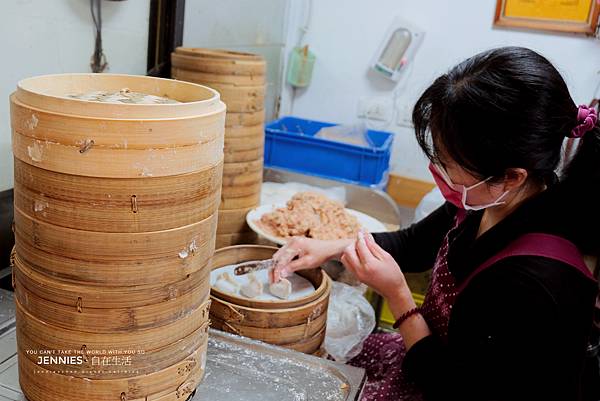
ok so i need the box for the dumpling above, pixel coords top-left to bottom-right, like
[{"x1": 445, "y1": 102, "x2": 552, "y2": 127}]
[
  {"x1": 269, "y1": 278, "x2": 292, "y2": 300},
  {"x1": 214, "y1": 272, "x2": 240, "y2": 294},
  {"x1": 240, "y1": 272, "x2": 264, "y2": 298}
]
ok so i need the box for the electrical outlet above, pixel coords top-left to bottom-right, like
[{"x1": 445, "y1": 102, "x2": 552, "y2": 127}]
[
  {"x1": 396, "y1": 104, "x2": 413, "y2": 128},
  {"x1": 357, "y1": 97, "x2": 392, "y2": 121}
]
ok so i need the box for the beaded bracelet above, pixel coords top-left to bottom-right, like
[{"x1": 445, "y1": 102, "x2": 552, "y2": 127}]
[{"x1": 392, "y1": 307, "x2": 421, "y2": 329}]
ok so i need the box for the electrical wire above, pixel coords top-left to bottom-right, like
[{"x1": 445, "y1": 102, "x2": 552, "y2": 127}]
[
  {"x1": 296, "y1": 0, "x2": 313, "y2": 48},
  {"x1": 90, "y1": 0, "x2": 108, "y2": 73}
]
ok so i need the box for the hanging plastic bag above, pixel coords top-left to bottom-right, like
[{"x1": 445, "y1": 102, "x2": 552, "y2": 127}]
[
  {"x1": 324, "y1": 281, "x2": 376, "y2": 363},
  {"x1": 413, "y1": 187, "x2": 444, "y2": 223}
]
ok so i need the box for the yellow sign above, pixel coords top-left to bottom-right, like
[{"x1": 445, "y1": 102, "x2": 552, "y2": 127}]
[{"x1": 504, "y1": 0, "x2": 593, "y2": 22}]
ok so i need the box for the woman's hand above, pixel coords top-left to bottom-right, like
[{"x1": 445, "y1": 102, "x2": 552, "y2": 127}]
[
  {"x1": 271, "y1": 237, "x2": 353, "y2": 282},
  {"x1": 341, "y1": 231, "x2": 412, "y2": 304}
]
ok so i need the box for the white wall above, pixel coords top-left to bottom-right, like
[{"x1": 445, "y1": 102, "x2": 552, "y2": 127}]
[
  {"x1": 183, "y1": 0, "x2": 290, "y2": 121},
  {"x1": 0, "y1": 0, "x2": 150, "y2": 191},
  {"x1": 281, "y1": 0, "x2": 600, "y2": 182}
]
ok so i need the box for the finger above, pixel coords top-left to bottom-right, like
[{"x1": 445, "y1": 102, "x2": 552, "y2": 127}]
[
  {"x1": 342, "y1": 242, "x2": 362, "y2": 274},
  {"x1": 279, "y1": 255, "x2": 314, "y2": 278},
  {"x1": 365, "y1": 231, "x2": 387, "y2": 260},
  {"x1": 355, "y1": 231, "x2": 376, "y2": 265}
]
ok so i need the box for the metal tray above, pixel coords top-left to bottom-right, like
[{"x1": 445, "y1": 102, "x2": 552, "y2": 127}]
[{"x1": 194, "y1": 329, "x2": 365, "y2": 401}]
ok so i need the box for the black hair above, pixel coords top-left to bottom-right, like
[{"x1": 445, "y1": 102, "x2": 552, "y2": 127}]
[{"x1": 413, "y1": 46, "x2": 600, "y2": 254}]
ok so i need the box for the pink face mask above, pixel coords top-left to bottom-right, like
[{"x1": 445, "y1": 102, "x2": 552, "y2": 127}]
[{"x1": 428, "y1": 162, "x2": 509, "y2": 211}]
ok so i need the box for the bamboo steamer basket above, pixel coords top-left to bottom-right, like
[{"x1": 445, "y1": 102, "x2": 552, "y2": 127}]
[
  {"x1": 216, "y1": 207, "x2": 253, "y2": 234},
  {"x1": 215, "y1": 232, "x2": 259, "y2": 249},
  {"x1": 225, "y1": 109, "x2": 265, "y2": 127},
  {"x1": 13, "y1": 158, "x2": 223, "y2": 233},
  {"x1": 209, "y1": 245, "x2": 331, "y2": 354},
  {"x1": 14, "y1": 238, "x2": 213, "y2": 286},
  {"x1": 219, "y1": 192, "x2": 261, "y2": 210},
  {"x1": 15, "y1": 298, "x2": 211, "y2": 361},
  {"x1": 11, "y1": 73, "x2": 224, "y2": 401},
  {"x1": 224, "y1": 145, "x2": 264, "y2": 163}
]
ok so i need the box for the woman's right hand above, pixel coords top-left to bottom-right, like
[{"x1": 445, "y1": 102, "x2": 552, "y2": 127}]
[{"x1": 270, "y1": 237, "x2": 353, "y2": 282}]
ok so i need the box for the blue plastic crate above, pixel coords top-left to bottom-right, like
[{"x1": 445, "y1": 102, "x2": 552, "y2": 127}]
[{"x1": 264, "y1": 116, "x2": 393, "y2": 188}]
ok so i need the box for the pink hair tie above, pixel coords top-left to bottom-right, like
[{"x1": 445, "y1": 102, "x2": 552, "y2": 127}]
[{"x1": 570, "y1": 104, "x2": 597, "y2": 138}]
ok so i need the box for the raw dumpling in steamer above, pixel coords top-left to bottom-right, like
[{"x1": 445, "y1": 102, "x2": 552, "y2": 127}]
[
  {"x1": 240, "y1": 272, "x2": 264, "y2": 298},
  {"x1": 214, "y1": 272, "x2": 240, "y2": 295},
  {"x1": 269, "y1": 278, "x2": 292, "y2": 300}
]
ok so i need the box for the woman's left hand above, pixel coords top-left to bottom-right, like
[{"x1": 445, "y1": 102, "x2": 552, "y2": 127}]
[{"x1": 341, "y1": 231, "x2": 412, "y2": 303}]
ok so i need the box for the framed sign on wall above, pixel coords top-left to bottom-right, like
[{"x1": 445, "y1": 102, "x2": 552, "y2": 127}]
[{"x1": 494, "y1": 0, "x2": 600, "y2": 35}]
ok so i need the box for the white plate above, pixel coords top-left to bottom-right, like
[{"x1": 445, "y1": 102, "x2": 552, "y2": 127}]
[
  {"x1": 246, "y1": 203, "x2": 388, "y2": 246},
  {"x1": 210, "y1": 262, "x2": 315, "y2": 301}
]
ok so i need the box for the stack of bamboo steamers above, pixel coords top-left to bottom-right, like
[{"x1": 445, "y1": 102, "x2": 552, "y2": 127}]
[
  {"x1": 171, "y1": 48, "x2": 266, "y2": 249},
  {"x1": 10, "y1": 74, "x2": 225, "y2": 401}
]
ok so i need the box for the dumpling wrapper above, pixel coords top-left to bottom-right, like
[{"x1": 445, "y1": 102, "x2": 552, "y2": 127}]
[
  {"x1": 214, "y1": 272, "x2": 240, "y2": 295},
  {"x1": 269, "y1": 278, "x2": 292, "y2": 300},
  {"x1": 240, "y1": 273, "x2": 264, "y2": 298}
]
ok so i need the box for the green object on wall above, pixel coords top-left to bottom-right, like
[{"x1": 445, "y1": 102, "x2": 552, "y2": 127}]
[{"x1": 287, "y1": 46, "x2": 316, "y2": 88}]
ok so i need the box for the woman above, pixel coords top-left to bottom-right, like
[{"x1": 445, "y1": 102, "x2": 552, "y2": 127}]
[{"x1": 271, "y1": 47, "x2": 599, "y2": 400}]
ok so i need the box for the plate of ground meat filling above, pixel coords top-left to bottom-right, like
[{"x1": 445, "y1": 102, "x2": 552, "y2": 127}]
[{"x1": 247, "y1": 192, "x2": 387, "y2": 245}]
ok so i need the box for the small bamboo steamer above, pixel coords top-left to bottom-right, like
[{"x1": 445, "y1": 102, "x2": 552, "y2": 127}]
[
  {"x1": 209, "y1": 245, "x2": 331, "y2": 354},
  {"x1": 217, "y1": 207, "x2": 253, "y2": 234},
  {"x1": 18, "y1": 342, "x2": 206, "y2": 401},
  {"x1": 226, "y1": 109, "x2": 265, "y2": 127},
  {"x1": 215, "y1": 232, "x2": 259, "y2": 249},
  {"x1": 15, "y1": 297, "x2": 211, "y2": 356},
  {"x1": 175, "y1": 47, "x2": 264, "y2": 61},
  {"x1": 13, "y1": 158, "x2": 223, "y2": 232}
]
